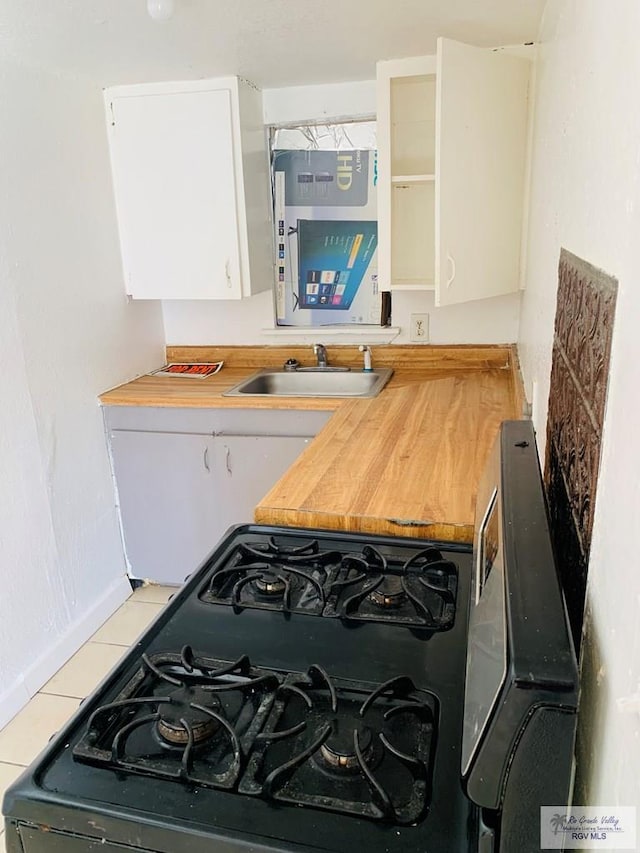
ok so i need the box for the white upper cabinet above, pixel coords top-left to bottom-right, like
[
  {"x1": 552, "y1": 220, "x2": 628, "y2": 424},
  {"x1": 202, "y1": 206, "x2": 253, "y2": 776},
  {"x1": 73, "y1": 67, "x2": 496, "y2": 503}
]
[
  {"x1": 105, "y1": 78, "x2": 272, "y2": 300},
  {"x1": 377, "y1": 39, "x2": 531, "y2": 306}
]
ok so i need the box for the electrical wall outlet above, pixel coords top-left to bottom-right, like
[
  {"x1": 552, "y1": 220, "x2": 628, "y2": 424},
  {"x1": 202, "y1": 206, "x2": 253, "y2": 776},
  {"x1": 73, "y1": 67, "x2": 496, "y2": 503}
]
[{"x1": 410, "y1": 313, "x2": 429, "y2": 342}]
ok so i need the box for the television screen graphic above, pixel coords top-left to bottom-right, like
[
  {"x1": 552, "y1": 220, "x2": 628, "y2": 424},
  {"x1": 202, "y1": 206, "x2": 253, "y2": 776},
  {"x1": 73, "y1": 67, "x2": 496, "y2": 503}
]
[{"x1": 296, "y1": 220, "x2": 378, "y2": 311}]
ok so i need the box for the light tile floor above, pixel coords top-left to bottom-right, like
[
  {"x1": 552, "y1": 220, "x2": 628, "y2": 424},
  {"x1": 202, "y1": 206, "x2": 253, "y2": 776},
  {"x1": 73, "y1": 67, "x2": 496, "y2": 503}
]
[{"x1": 0, "y1": 584, "x2": 175, "y2": 851}]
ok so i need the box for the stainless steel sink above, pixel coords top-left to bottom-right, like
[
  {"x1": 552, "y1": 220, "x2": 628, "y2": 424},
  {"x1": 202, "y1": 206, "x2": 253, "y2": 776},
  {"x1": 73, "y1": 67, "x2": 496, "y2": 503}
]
[{"x1": 223, "y1": 368, "x2": 394, "y2": 398}]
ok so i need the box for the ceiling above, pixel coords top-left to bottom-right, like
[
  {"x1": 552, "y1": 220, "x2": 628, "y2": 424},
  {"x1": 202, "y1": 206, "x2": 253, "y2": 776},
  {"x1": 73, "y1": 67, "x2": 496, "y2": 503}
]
[{"x1": 0, "y1": 0, "x2": 546, "y2": 89}]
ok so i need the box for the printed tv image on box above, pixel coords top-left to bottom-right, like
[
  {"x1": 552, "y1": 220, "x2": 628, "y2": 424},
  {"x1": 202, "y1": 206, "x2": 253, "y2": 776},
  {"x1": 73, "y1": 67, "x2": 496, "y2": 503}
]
[{"x1": 272, "y1": 148, "x2": 380, "y2": 328}]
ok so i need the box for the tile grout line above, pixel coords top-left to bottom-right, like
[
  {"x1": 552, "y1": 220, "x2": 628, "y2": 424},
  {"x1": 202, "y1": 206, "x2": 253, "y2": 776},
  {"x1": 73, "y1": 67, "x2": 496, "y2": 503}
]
[{"x1": 37, "y1": 690, "x2": 85, "y2": 700}]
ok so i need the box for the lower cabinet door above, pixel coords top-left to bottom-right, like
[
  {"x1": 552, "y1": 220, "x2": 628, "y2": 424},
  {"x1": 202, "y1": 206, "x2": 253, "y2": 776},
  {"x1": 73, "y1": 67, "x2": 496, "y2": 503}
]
[
  {"x1": 110, "y1": 430, "x2": 219, "y2": 584},
  {"x1": 109, "y1": 431, "x2": 314, "y2": 584},
  {"x1": 214, "y1": 434, "x2": 313, "y2": 531}
]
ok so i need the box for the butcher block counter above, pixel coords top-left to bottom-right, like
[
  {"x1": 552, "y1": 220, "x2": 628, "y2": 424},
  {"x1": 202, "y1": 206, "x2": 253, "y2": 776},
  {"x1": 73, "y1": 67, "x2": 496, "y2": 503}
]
[{"x1": 100, "y1": 345, "x2": 524, "y2": 543}]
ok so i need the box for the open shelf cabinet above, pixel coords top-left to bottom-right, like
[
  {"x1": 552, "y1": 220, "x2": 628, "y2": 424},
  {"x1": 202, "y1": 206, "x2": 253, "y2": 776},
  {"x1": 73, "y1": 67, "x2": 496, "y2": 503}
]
[{"x1": 376, "y1": 41, "x2": 531, "y2": 307}]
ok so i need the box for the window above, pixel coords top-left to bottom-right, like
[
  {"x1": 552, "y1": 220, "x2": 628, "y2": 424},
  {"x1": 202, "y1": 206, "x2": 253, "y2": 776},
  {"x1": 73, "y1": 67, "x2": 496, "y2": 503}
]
[{"x1": 269, "y1": 121, "x2": 390, "y2": 329}]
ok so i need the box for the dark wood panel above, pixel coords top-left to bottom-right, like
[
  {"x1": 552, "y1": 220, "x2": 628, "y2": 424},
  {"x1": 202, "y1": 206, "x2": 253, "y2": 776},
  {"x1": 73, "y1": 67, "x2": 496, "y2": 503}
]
[{"x1": 544, "y1": 248, "x2": 617, "y2": 652}]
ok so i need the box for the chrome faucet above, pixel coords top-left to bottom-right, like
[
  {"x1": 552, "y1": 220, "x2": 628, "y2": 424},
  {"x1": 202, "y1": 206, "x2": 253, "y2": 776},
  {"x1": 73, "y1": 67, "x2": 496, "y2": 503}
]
[
  {"x1": 313, "y1": 343, "x2": 328, "y2": 368},
  {"x1": 307, "y1": 343, "x2": 349, "y2": 372}
]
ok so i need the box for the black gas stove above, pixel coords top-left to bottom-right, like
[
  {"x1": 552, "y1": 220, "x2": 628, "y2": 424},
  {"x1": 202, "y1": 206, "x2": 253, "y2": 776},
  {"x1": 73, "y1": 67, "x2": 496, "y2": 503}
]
[{"x1": 3, "y1": 421, "x2": 579, "y2": 853}]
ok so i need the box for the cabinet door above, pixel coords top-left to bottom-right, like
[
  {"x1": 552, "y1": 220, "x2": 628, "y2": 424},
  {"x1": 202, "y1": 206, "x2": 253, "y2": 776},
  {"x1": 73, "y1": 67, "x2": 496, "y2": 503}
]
[
  {"x1": 214, "y1": 435, "x2": 313, "y2": 530},
  {"x1": 110, "y1": 431, "x2": 220, "y2": 583},
  {"x1": 435, "y1": 38, "x2": 530, "y2": 306},
  {"x1": 108, "y1": 89, "x2": 242, "y2": 300}
]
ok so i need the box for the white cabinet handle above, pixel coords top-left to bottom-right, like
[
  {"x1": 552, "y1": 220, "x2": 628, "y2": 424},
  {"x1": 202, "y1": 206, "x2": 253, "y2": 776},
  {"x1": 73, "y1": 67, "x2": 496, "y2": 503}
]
[
  {"x1": 225, "y1": 446, "x2": 232, "y2": 475},
  {"x1": 225, "y1": 259, "x2": 232, "y2": 289},
  {"x1": 446, "y1": 254, "x2": 456, "y2": 289},
  {"x1": 203, "y1": 447, "x2": 210, "y2": 472}
]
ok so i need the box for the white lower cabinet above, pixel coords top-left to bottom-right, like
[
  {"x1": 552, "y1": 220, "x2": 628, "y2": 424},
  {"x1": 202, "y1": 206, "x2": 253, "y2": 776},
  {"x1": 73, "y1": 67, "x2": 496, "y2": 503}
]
[{"x1": 105, "y1": 408, "x2": 331, "y2": 584}]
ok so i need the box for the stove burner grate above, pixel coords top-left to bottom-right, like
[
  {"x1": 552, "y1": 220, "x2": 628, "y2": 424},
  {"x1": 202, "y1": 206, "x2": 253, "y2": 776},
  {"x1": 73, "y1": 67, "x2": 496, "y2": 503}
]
[
  {"x1": 325, "y1": 545, "x2": 458, "y2": 629},
  {"x1": 73, "y1": 647, "x2": 280, "y2": 791},
  {"x1": 199, "y1": 536, "x2": 459, "y2": 630},
  {"x1": 204, "y1": 562, "x2": 327, "y2": 614},
  {"x1": 200, "y1": 536, "x2": 339, "y2": 615},
  {"x1": 238, "y1": 536, "x2": 340, "y2": 564},
  {"x1": 240, "y1": 665, "x2": 437, "y2": 824},
  {"x1": 73, "y1": 641, "x2": 438, "y2": 827}
]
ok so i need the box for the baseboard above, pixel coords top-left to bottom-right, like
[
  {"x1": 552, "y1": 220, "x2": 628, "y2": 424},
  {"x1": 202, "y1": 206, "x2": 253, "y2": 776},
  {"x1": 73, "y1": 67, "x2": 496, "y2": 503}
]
[{"x1": 0, "y1": 575, "x2": 132, "y2": 731}]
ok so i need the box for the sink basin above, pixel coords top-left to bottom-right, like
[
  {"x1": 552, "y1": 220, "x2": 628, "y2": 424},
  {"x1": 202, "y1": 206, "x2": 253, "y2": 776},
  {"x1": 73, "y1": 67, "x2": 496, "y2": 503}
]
[{"x1": 223, "y1": 368, "x2": 394, "y2": 398}]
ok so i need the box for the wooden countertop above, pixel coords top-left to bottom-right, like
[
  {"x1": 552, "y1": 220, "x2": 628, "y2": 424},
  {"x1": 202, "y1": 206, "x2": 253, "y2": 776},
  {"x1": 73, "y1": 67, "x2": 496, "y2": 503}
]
[{"x1": 100, "y1": 345, "x2": 523, "y2": 543}]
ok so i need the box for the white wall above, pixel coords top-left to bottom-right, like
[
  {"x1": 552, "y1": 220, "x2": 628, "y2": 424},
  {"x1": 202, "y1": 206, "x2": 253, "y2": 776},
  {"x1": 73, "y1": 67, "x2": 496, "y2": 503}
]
[
  {"x1": 519, "y1": 0, "x2": 640, "y2": 813},
  {"x1": 391, "y1": 290, "x2": 521, "y2": 345},
  {"x1": 0, "y1": 59, "x2": 165, "y2": 728},
  {"x1": 162, "y1": 79, "x2": 522, "y2": 346}
]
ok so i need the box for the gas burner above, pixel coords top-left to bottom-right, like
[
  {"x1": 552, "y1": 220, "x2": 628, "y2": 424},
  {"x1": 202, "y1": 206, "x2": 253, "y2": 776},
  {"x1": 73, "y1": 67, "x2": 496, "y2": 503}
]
[
  {"x1": 253, "y1": 572, "x2": 287, "y2": 597},
  {"x1": 156, "y1": 683, "x2": 221, "y2": 745},
  {"x1": 318, "y1": 719, "x2": 374, "y2": 773},
  {"x1": 202, "y1": 554, "x2": 327, "y2": 615},
  {"x1": 369, "y1": 575, "x2": 406, "y2": 609},
  {"x1": 325, "y1": 546, "x2": 458, "y2": 629},
  {"x1": 74, "y1": 648, "x2": 280, "y2": 791},
  {"x1": 241, "y1": 667, "x2": 437, "y2": 824}
]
